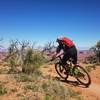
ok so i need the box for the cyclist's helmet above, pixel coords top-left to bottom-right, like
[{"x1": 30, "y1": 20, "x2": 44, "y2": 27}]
[{"x1": 56, "y1": 36, "x2": 63, "y2": 42}]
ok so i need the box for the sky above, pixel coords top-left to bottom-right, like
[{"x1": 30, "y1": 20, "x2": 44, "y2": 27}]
[{"x1": 0, "y1": 0, "x2": 100, "y2": 49}]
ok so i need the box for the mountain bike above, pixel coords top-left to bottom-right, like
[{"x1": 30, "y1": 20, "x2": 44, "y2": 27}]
[{"x1": 51, "y1": 55, "x2": 91, "y2": 87}]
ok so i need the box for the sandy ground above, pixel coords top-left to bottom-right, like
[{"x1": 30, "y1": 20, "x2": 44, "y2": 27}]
[{"x1": 0, "y1": 64, "x2": 100, "y2": 100}]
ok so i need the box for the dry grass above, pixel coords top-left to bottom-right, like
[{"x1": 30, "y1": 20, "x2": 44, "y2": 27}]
[
  {"x1": 23, "y1": 75, "x2": 82, "y2": 100},
  {"x1": 85, "y1": 64, "x2": 96, "y2": 72},
  {"x1": 0, "y1": 84, "x2": 7, "y2": 95}
]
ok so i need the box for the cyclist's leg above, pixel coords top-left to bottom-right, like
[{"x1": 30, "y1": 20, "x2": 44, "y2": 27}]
[
  {"x1": 71, "y1": 46, "x2": 77, "y2": 65},
  {"x1": 61, "y1": 53, "x2": 70, "y2": 66},
  {"x1": 60, "y1": 53, "x2": 70, "y2": 73},
  {"x1": 72, "y1": 56, "x2": 77, "y2": 65}
]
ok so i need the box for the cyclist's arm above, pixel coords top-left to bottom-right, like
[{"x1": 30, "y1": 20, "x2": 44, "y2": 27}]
[
  {"x1": 52, "y1": 45, "x2": 62, "y2": 58},
  {"x1": 56, "y1": 44, "x2": 62, "y2": 53}
]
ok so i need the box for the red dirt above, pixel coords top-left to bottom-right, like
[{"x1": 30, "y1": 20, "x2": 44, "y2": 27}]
[{"x1": 0, "y1": 64, "x2": 100, "y2": 100}]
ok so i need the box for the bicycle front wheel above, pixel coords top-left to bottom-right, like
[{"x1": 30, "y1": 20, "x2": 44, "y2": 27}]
[
  {"x1": 55, "y1": 63, "x2": 68, "y2": 80},
  {"x1": 73, "y1": 65, "x2": 91, "y2": 87}
]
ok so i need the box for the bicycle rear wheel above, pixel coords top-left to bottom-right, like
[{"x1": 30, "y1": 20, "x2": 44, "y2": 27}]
[
  {"x1": 55, "y1": 63, "x2": 68, "y2": 80},
  {"x1": 73, "y1": 65, "x2": 91, "y2": 87}
]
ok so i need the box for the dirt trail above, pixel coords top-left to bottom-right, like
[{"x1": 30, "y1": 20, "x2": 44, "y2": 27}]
[
  {"x1": 41, "y1": 65, "x2": 100, "y2": 100},
  {"x1": 89, "y1": 83, "x2": 100, "y2": 97},
  {"x1": 67, "y1": 79, "x2": 100, "y2": 100}
]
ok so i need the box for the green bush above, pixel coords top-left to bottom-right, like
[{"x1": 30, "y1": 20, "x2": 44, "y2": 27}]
[
  {"x1": 32, "y1": 52, "x2": 46, "y2": 67},
  {"x1": 85, "y1": 65, "x2": 96, "y2": 72},
  {"x1": 7, "y1": 55, "x2": 18, "y2": 73},
  {"x1": 0, "y1": 85, "x2": 7, "y2": 95},
  {"x1": 22, "y1": 48, "x2": 46, "y2": 74},
  {"x1": 22, "y1": 48, "x2": 35, "y2": 73},
  {"x1": 5, "y1": 40, "x2": 48, "y2": 74},
  {"x1": 8, "y1": 57, "x2": 16, "y2": 71}
]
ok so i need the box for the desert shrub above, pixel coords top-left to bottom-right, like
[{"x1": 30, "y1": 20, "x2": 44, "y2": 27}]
[
  {"x1": 94, "y1": 63, "x2": 100, "y2": 66},
  {"x1": 8, "y1": 56, "x2": 16, "y2": 72},
  {"x1": 14, "y1": 73, "x2": 32, "y2": 82},
  {"x1": 22, "y1": 48, "x2": 34, "y2": 73},
  {"x1": 22, "y1": 48, "x2": 47, "y2": 74},
  {"x1": 85, "y1": 65, "x2": 96, "y2": 72},
  {"x1": 4, "y1": 39, "x2": 48, "y2": 74},
  {"x1": 10, "y1": 88, "x2": 17, "y2": 93},
  {"x1": 14, "y1": 70, "x2": 42, "y2": 82},
  {"x1": 42, "y1": 80, "x2": 80, "y2": 100},
  {"x1": 86, "y1": 56, "x2": 97, "y2": 64},
  {"x1": 89, "y1": 40, "x2": 100, "y2": 64},
  {"x1": 0, "y1": 85, "x2": 7, "y2": 95},
  {"x1": 5, "y1": 40, "x2": 19, "y2": 72},
  {"x1": 24, "y1": 77, "x2": 81, "y2": 100},
  {"x1": 32, "y1": 52, "x2": 46, "y2": 67}
]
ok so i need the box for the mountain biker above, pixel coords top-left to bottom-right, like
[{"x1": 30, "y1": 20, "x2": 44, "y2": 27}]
[{"x1": 52, "y1": 36, "x2": 77, "y2": 66}]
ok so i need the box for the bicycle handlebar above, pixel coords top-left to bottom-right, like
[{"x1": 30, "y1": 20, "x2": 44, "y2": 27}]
[{"x1": 50, "y1": 53, "x2": 64, "y2": 61}]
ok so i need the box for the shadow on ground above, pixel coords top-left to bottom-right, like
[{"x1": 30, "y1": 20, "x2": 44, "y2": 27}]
[{"x1": 54, "y1": 76, "x2": 88, "y2": 88}]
